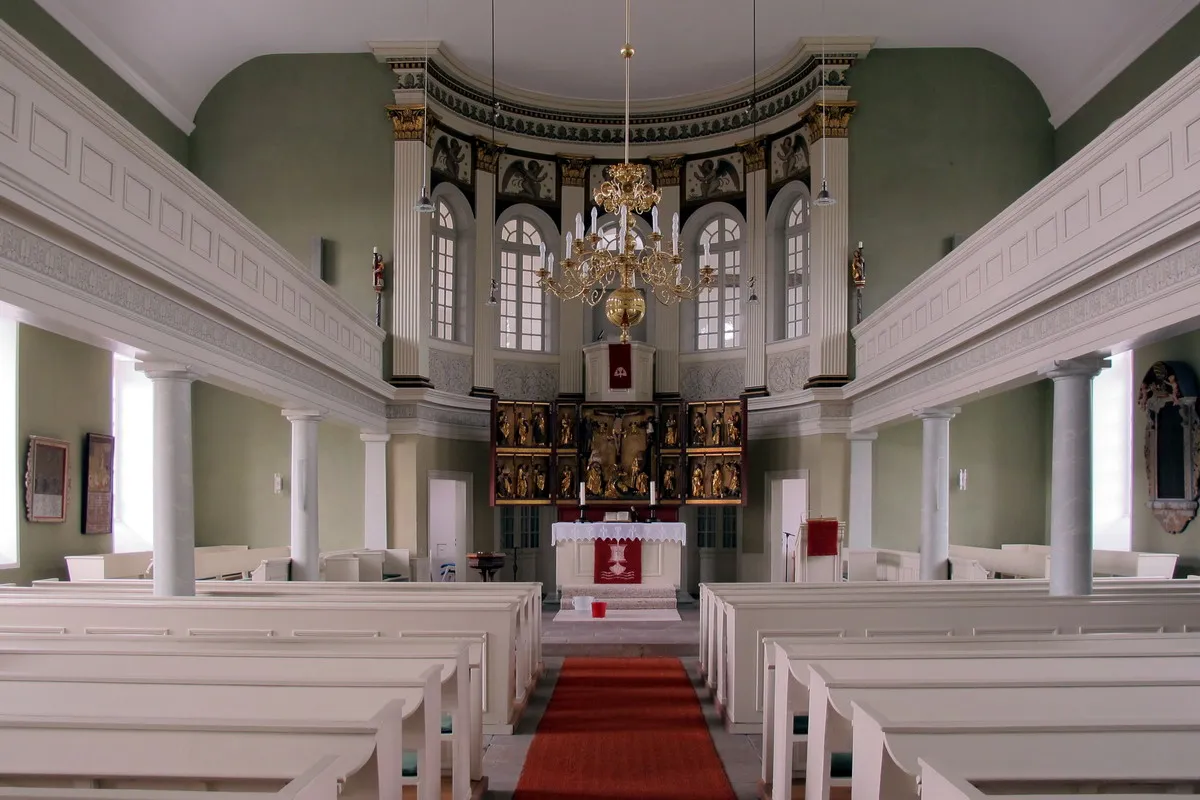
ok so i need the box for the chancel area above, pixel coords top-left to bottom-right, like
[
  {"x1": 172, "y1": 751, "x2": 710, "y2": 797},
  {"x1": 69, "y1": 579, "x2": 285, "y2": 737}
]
[{"x1": 5, "y1": 0, "x2": 1200, "y2": 797}]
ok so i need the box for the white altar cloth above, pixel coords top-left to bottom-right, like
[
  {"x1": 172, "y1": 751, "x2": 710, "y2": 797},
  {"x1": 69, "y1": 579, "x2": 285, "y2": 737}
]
[{"x1": 551, "y1": 522, "x2": 687, "y2": 545}]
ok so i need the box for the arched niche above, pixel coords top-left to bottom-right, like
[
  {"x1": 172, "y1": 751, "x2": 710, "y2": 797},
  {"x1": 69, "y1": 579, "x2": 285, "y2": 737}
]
[{"x1": 1137, "y1": 360, "x2": 1200, "y2": 534}]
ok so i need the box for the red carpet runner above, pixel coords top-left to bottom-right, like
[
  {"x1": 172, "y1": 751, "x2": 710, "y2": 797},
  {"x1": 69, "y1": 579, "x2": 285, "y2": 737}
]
[{"x1": 514, "y1": 657, "x2": 737, "y2": 800}]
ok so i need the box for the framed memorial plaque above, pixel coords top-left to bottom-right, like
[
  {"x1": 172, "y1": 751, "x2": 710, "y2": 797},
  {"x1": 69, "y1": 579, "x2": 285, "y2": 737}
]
[
  {"x1": 24, "y1": 436, "x2": 69, "y2": 523},
  {"x1": 83, "y1": 432, "x2": 114, "y2": 534}
]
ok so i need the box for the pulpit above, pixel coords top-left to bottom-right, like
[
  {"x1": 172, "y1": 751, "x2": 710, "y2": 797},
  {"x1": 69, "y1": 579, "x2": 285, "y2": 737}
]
[{"x1": 552, "y1": 521, "x2": 685, "y2": 590}]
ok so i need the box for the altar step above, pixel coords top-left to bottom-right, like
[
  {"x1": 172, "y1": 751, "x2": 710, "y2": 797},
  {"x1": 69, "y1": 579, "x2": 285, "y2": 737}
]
[{"x1": 560, "y1": 584, "x2": 677, "y2": 610}]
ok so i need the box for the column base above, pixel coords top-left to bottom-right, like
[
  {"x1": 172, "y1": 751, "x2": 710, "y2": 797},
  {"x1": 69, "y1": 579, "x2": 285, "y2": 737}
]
[
  {"x1": 469, "y1": 386, "x2": 498, "y2": 398},
  {"x1": 390, "y1": 375, "x2": 434, "y2": 389},
  {"x1": 740, "y1": 386, "x2": 769, "y2": 399},
  {"x1": 803, "y1": 374, "x2": 851, "y2": 389}
]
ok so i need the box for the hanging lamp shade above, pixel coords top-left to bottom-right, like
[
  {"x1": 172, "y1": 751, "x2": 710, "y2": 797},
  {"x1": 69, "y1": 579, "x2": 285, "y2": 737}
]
[
  {"x1": 814, "y1": 179, "x2": 835, "y2": 207},
  {"x1": 414, "y1": 185, "x2": 434, "y2": 213}
]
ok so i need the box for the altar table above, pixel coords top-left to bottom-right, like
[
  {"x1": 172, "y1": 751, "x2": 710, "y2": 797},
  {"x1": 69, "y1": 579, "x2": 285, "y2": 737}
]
[{"x1": 552, "y1": 522, "x2": 685, "y2": 589}]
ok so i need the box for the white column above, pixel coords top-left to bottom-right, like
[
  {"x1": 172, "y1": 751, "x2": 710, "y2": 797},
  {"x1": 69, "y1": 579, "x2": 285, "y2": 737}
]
[
  {"x1": 137, "y1": 362, "x2": 196, "y2": 597},
  {"x1": 558, "y1": 155, "x2": 590, "y2": 396},
  {"x1": 741, "y1": 139, "x2": 768, "y2": 394},
  {"x1": 651, "y1": 156, "x2": 683, "y2": 397},
  {"x1": 283, "y1": 409, "x2": 324, "y2": 581},
  {"x1": 916, "y1": 407, "x2": 958, "y2": 580},
  {"x1": 1041, "y1": 357, "x2": 1109, "y2": 596},
  {"x1": 803, "y1": 102, "x2": 856, "y2": 387},
  {"x1": 387, "y1": 105, "x2": 432, "y2": 385},
  {"x1": 847, "y1": 432, "x2": 877, "y2": 549},
  {"x1": 361, "y1": 432, "x2": 390, "y2": 550},
  {"x1": 471, "y1": 138, "x2": 502, "y2": 395}
]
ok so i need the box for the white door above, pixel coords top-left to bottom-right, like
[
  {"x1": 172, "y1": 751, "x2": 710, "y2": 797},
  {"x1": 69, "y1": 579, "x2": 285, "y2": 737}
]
[
  {"x1": 428, "y1": 477, "x2": 467, "y2": 582},
  {"x1": 769, "y1": 476, "x2": 808, "y2": 582}
]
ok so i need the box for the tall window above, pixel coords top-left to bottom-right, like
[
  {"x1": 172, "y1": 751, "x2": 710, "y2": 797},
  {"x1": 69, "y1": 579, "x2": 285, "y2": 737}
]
[
  {"x1": 112, "y1": 355, "x2": 154, "y2": 553},
  {"x1": 0, "y1": 318, "x2": 17, "y2": 566},
  {"x1": 500, "y1": 507, "x2": 541, "y2": 549},
  {"x1": 697, "y1": 506, "x2": 739, "y2": 549},
  {"x1": 785, "y1": 195, "x2": 811, "y2": 339},
  {"x1": 499, "y1": 217, "x2": 547, "y2": 352},
  {"x1": 431, "y1": 200, "x2": 456, "y2": 341},
  {"x1": 1092, "y1": 351, "x2": 1133, "y2": 551},
  {"x1": 697, "y1": 216, "x2": 742, "y2": 350}
]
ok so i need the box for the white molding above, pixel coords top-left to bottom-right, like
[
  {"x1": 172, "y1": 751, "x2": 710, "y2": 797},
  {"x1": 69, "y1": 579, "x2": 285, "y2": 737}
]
[{"x1": 32, "y1": 0, "x2": 197, "y2": 134}]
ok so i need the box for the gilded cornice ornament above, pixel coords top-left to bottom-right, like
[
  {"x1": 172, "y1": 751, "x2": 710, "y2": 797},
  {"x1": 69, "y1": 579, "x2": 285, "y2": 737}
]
[
  {"x1": 800, "y1": 101, "x2": 858, "y2": 144},
  {"x1": 736, "y1": 138, "x2": 767, "y2": 173},
  {"x1": 558, "y1": 154, "x2": 593, "y2": 187},
  {"x1": 474, "y1": 137, "x2": 505, "y2": 174},
  {"x1": 650, "y1": 155, "x2": 684, "y2": 187},
  {"x1": 387, "y1": 104, "x2": 434, "y2": 142}
]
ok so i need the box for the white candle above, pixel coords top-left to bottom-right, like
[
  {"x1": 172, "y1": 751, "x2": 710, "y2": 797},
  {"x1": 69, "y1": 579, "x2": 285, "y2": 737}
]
[
  {"x1": 576, "y1": 212, "x2": 585, "y2": 240},
  {"x1": 565, "y1": 233, "x2": 573, "y2": 256},
  {"x1": 671, "y1": 213, "x2": 680, "y2": 255},
  {"x1": 579, "y1": 481, "x2": 586, "y2": 505},
  {"x1": 652, "y1": 207, "x2": 659, "y2": 234},
  {"x1": 619, "y1": 206, "x2": 628, "y2": 244},
  {"x1": 703, "y1": 241, "x2": 711, "y2": 261},
  {"x1": 372, "y1": 246, "x2": 378, "y2": 255},
  {"x1": 548, "y1": 252, "x2": 555, "y2": 276},
  {"x1": 650, "y1": 481, "x2": 657, "y2": 506},
  {"x1": 858, "y1": 241, "x2": 864, "y2": 249},
  {"x1": 538, "y1": 241, "x2": 546, "y2": 270},
  {"x1": 590, "y1": 208, "x2": 598, "y2": 235}
]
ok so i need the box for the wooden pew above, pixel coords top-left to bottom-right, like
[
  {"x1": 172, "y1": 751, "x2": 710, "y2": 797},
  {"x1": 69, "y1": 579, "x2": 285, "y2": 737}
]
[
  {"x1": 64, "y1": 547, "x2": 247, "y2": 580},
  {"x1": 918, "y1": 757, "x2": 1190, "y2": 800},
  {"x1": 1002, "y1": 543, "x2": 1179, "y2": 578},
  {"x1": 0, "y1": 639, "x2": 480, "y2": 799},
  {"x1": 0, "y1": 593, "x2": 524, "y2": 733}
]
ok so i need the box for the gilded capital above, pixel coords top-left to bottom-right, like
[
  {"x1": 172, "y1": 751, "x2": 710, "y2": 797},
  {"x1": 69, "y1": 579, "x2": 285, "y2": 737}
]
[
  {"x1": 650, "y1": 154, "x2": 684, "y2": 187},
  {"x1": 736, "y1": 138, "x2": 766, "y2": 173},
  {"x1": 799, "y1": 101, "x2": 858, "y2": 144},
  {"x1": 558, "y1": 154, "x2": 593, "y2": 187},
  {"x1": 387, "y1": 104, "x2": 434, "y2": 142},
  {"x1": 474, "y1": 137, "x2": 506, "y2": 174}
]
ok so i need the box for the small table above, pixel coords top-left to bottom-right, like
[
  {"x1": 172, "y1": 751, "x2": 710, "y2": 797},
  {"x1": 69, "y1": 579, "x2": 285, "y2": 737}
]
[{"x1": 468, "y1": 552, "x2": 506, "y2": 582}]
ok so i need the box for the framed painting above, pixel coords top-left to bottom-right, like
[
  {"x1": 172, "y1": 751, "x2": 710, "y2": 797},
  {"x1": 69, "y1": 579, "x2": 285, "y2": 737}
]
[
  {"x1": 25, "y1": 436, "x2": 69, "y2": 523},
  {"x1": 83, "y1": 432, "x2": 114, "y2": 534}
]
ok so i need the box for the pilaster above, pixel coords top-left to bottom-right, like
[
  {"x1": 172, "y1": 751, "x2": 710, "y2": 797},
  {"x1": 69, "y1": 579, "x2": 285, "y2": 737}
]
[
  {"x1": 739, "y1": 139, "x2": 768, "y2": 396},
  {"x1": 802, "y1": 101, "x2": 856, "y2": 388},
  {"x1": 847, "y1": 432, "x2": 877, "y2": 550},
  {"x1": 651, "y1": 155, "x2": 684, "y2": 398},
  {"x1": 471, "y1": 137, "x2": 504, "y2": 396},
  {"x1": 387, "y1": 104, "x2": 433, "y2": 387},
  {"x1": 916, "y1": 406, "x2": 958, "y2": 580},
  {"x1": 284, "y1": 409, "x2": 324, "y2": 581},
  {"x1": 558, "y1": 154, "x2": 592, "y2": 397},
  {"x1": 361, "y1": 432, "x2": 391, "y2": 550},
  {"x1": 136, "y1": 362, "x2": 196, "y2": 597}
]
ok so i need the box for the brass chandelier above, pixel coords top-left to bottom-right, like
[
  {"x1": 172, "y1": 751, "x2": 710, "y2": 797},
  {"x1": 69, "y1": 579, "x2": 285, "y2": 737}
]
[{"x1": 536, "y1": 0, "x2": 714, "y2": 344}]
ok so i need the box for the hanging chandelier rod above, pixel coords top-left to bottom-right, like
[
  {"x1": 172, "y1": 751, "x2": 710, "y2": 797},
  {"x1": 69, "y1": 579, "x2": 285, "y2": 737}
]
[{"x1": 623, "y1": 0, "x2": 631, "y2": 165}]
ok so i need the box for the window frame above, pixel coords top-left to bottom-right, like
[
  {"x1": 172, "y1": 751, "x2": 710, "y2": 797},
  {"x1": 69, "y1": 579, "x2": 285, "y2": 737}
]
[
  {"x1": 497, "y1": 212, "x2": 553, "y2": 353},
  {"x1": 111, "y1": 354, "x2": 155, "y2": 554},
  {"x1": 431, "y1": 198, "x2": 457, "y2": 342},
  {"x1": 784, "y1": 194, "x2": 811, "y2": 340}
]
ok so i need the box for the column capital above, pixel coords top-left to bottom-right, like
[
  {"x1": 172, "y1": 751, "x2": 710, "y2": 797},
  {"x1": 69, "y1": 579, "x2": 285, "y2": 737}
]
[
  {"x1": 800, "y1": 100, "x2": 858, "y2": 144},
  {"x1": 360, "y1": 431, "x2": 392, "y2": 443},
  {"x1": 848, "y1": 431, "x2": 878, "y2": 442},
  {"x1": 386, "y1": 104, "x2": 435, "y2": 142},
  {"x1": 735, "y1": 137, "x2": 767, "y2": 173},
  {"x1": 282, "y1": 408, "x2": 325, "y2": 423},
  {"x1": 557, "y1": 153, "x2": 593, "y2": 187},
  {"x1": 135, "y1": 361, "x2": 196, "y2": 382},
  {"x1": 474, "y1": 137, "x2": 506, "y2": 174},
  {"x1": 1040, "y1": 356, "x2": 1110, "y2": 380},
  {"x1": 914, "y1": 406, "x2": 960, "y2": 421},
  {"x1": 650, "y1": 154, "x2": 684, "y2": 187}
]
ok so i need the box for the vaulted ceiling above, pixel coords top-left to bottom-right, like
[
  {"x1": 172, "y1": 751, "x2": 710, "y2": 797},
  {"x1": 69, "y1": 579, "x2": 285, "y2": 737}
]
[{"x1": 33, "y1": 0, "x2": 1200, "y2": 133}]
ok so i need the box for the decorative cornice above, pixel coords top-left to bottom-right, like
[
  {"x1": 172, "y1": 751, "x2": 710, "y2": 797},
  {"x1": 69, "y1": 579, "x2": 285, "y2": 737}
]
[
  {"x1": 386, "y1": 389, "x2": 491, "y2": 441},
  {"x1": 474, "y1": 137, "x2": 505, "y2": 174},
  {"x1": 800, "y1": 101, "x2": 858, "y2": 143},
  {"x1": 558, "y1": 154, "x2": 593, "y2": 187},
  {"x1": 748, "y1": 391, "x2": 853, "y2": 439},
  {"x1": 387, "y1": 104, "x2": 432, "y2": 142},
  {"x1": 375, "y1": 40, "x2": 868, "y2": 145},
  {"x1": 736, "y1": 138, "x2": 767, "y2": 173},
  {"x1": 651, "y1": 155, "x2": 685, "y2": 187}
]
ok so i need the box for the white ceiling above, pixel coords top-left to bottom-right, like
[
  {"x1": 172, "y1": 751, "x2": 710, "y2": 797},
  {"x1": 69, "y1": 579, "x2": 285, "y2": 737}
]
[{"x1": 33, "y1": 0, "x2": 1200, "y2": 134}]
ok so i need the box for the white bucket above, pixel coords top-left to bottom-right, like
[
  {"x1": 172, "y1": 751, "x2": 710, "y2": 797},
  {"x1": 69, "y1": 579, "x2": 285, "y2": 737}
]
[{"x1": 572, "y1": 595, "x2": 594, "y2": 611}]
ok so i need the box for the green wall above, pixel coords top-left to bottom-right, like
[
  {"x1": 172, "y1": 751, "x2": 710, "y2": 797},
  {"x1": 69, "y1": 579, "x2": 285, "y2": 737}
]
[
  {"x1": 848, "y1": 48, "x2": 1055, "y2": 317},
  {"x1": 0, "y1": 0, "x2": 189, "y2": 164},
  {"x1": 0, "y1": 326, "x2": 112, "y2": 584},
  {"x1": 389, "y1": 434, "x2": 493, "y2": 555},
  {"x1": 873, "y1": 382, "x2": 1051, "y2": 551},
  {"x1": 189, "y1": 54, "x2": 397, "y2": 320},
  {"x1": 1055, "y1": 4, "x2": 1200, "y2": 165},
  {"x1": 192, "y1": 382, "x2": 364, "y2": 552}
]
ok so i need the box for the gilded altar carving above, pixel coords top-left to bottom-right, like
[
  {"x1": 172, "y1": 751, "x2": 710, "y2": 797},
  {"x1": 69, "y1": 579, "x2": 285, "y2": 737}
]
[{"x1": 650, "y1": 154, "x2": 684, "y2": 187}]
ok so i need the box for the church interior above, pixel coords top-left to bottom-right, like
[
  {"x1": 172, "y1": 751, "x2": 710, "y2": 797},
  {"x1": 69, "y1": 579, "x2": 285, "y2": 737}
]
[{"x1": 3, "y1": 0, "x2": 1200, "y2": 796}]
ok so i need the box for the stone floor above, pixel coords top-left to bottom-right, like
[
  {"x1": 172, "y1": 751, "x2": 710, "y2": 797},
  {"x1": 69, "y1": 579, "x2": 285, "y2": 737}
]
[{"x1": 482, "y1": 605, "x2": 764, "y2": 798}]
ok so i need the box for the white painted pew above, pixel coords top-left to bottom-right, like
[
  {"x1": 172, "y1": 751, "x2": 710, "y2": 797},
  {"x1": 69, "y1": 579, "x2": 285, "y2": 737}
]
[
  {"x1": 844, "y1": 548, "x2": 921, "y2": 582},
  {"x1": 64, "y1": 547, "x2": 246, "y2": 581},
  {"x1": 0, "y1": 634, "x2": 486, "y2": 787},
  {"x1": 0, "y1": 706, "x2": 402, "y2": 799},
  {"x1": 946, "y1": 545, "x2": 1049, "y2": 578},
  {"x1": 0, "y1": 673, "x2": 442, "y2": 800},
  {"x1": 769, "y1": 644, "x2": 1200, "y2": 799},
  {"x1": 852, "y1": 708, "x2": 1200, "y2": 800},
  {"x1": 760, "y1": 633, "x2": 1200, "y2": 788},
  {"x1": 805, "y1": 672, "x2": 1200, "y2": 800},
  {"x1": 918, "y1": 757, "x2": 1186, "y2": 800},
  {"x1": 1002, "y1": 543, "x2": 1179, "y2": 578},
  {"x1": 0, "y1": 594, "x2": 524, "y2": 733}
]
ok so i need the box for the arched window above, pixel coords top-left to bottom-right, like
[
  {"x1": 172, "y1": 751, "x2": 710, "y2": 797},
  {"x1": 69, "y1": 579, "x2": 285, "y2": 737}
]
[
  {"x1": 499, "y1": 216, "x2": 547, "y2": 352},
  {"x1": 785, "y1": 195, "x2": 810, "y2": 339},
  {"x1": 431, "y1": 199, "x2": 456, "y2": 341},
  {"x1": 697, "y1": 216, "x2": 742, "y2": 350}
]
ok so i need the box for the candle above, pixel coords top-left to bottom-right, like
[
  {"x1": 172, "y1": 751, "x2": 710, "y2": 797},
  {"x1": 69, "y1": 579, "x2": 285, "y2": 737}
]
[
  {"x1": 590, "y1": 208, "x2": 598, "y2": 235},
  {"x1": 576, "y1": 213, "x2": 584, "y2": 240},
  {"x1": 858, "y1": 241, "x2": 864, "y2": 249},
  {"x1": 565, "y1": 232, "x2": 573, "y2": 256},
  {"x1": 372, "y1": 246, "x2": 378, "y2": 255},
  {"x1": 652, "y1": 207, "x2": 659, "y2": 234},
  {"x1": 538, "y1": 241, "x2": 546, "y2": 270},
  {"x1": 671, "y1": 212, "x2": 680, "y2": 255},
  {"x1": 650, "y1": 481, "x2": 657, "y2": 507},
  {"x1": 579, "y1": 481, "x2": 586, "y2": 506},
  {"x1": 548, "y1": 252, "x2": 555, "y2": 276}
]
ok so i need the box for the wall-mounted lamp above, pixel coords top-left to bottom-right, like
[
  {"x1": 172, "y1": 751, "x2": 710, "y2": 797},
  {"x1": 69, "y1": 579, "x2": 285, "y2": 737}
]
[
  {"x1": 273, "y1": 473, "x2": 283, "y2": 494},
  {"x1": 957, "y1": 468, "x2": 968, "y2": 491}
]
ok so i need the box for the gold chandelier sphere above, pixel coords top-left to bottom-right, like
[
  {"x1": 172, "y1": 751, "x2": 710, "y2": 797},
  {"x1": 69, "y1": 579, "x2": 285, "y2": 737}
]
[
  {"x1": 620, "y1": 44, "x2": 635, "y2": 59},
  {"x1": 605, "y1": 286, "x2": 647, "y2": 335}
]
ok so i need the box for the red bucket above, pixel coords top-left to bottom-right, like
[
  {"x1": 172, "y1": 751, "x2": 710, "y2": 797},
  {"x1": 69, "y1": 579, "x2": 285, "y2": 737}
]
[{"x1": 591, "y1": 601, "x2": 608, "y2": 618}]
